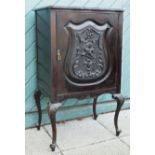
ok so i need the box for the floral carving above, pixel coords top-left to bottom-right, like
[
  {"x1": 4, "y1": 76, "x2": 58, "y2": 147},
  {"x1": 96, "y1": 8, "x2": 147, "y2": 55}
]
[
  {"x1": 64, "y1": 20, "x2": 112, "y2": 86},
  {"x1": 72, "y1": 26, "x2": 104, "y2": 79}
]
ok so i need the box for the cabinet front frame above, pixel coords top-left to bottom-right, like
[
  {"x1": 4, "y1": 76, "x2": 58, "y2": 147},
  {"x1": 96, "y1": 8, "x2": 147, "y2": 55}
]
[{"x1": 50, "y1": 9, "x2": 123, "y2": 100}]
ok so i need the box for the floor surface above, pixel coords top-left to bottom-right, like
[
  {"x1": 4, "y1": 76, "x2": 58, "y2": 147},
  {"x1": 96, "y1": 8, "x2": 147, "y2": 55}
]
[{"x1": 25, "y1": 110, "x2": 130, "y2": 155}]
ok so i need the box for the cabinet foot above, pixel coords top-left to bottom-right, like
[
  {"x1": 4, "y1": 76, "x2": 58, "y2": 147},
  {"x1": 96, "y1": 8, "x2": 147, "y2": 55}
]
[
  {"x1": 48, "y1": 102, "x2": 62, "y2": 151},
  {"x1": 50, "y1": 144, "x2": 56, "y2": 151},
  {"x1": 34, "y1": 90, "x2": 42, "y2": 130},
  {"x1": 112, "y1": 94, "x2": 125, "y2": 136},
  {"x1": 93, "y1": 97, "x2": 98, "y2": 120}
]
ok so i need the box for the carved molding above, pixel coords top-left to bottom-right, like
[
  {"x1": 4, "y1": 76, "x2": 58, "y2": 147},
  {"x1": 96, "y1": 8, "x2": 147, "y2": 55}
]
[
  {"x1": 64, "y1": 20, "x2": 113, "y2": 87},
  {"x1": 48, "y1": 103, "x2": 62, "y2": 115}
]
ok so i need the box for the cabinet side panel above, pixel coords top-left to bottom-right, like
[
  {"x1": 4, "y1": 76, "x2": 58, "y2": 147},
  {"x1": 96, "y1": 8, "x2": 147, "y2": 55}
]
[{"x1": 36, "y1": 9, "x2": 52, "y2": 98}]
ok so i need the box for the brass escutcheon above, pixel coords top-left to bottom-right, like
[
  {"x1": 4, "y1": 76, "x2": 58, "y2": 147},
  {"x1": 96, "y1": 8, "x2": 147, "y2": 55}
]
[{"x1": 57, "y1": 49, "x2": 61, "y2": 61}]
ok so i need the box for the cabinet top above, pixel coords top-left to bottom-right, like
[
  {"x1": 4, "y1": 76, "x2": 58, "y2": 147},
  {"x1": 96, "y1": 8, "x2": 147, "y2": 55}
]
[{"x1": 34, "y1": 6, "x2": 123, "y2": 12}]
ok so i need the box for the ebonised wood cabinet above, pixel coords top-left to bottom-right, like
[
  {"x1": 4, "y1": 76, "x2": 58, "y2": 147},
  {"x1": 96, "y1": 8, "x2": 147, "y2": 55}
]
[{"x1": 34, "y1": 6, "x2": 124, "y2": 151}]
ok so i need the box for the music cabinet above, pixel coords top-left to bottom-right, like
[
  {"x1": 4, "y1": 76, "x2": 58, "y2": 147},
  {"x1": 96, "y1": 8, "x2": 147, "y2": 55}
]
[{"x1": 34, "y1": 6, "x2": 125, "y2": 151}]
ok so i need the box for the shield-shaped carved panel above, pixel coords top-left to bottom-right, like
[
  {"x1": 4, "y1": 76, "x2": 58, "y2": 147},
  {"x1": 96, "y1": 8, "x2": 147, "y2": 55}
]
[{"x1": 64, "y1": 20, "x2": 113, "y2": 87}]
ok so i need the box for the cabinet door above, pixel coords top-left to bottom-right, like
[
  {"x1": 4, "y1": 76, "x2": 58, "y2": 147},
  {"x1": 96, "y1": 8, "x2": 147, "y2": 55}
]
[{"x1": 55, "y1": 10, "x2": 123, "y2": 98}]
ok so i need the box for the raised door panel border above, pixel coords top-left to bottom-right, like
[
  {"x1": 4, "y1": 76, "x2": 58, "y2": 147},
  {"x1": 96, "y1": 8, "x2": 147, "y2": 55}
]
[{"x1": 55, "y1": 9, "x2": 122, "y2": 99}]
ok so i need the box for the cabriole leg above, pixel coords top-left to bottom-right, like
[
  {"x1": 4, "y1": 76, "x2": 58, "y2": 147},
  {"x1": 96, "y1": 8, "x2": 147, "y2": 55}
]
[
  {"x1": 48, "y1": 102, "x2": 62, "y2": 151},
  {"x1": 34, "y1": 90, "x2": 42, "y2": 130},
  {"x1": 93, "y1": 96, "x2": 98, "y2": 120},
  {"x1": 112, "y1": 94, "x2": 125, "y2": 136}
]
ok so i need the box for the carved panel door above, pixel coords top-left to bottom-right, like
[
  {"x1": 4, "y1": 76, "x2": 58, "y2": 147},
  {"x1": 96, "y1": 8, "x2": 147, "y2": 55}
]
[{"x1": 56, "y1": 10, "x2": 122, "y2": 98}]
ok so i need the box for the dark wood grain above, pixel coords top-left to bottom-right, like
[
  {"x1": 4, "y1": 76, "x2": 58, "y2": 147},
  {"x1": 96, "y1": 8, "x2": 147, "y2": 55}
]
[
  {"x1": 35, "y1": 8, "x2": 123, "y2": 102},
  {"x1": 35, "y1": 7, "x2": 124, "y2": 151},
  {"x1": 36, "y1": 9, "x2": 52, "y2": 99}
]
